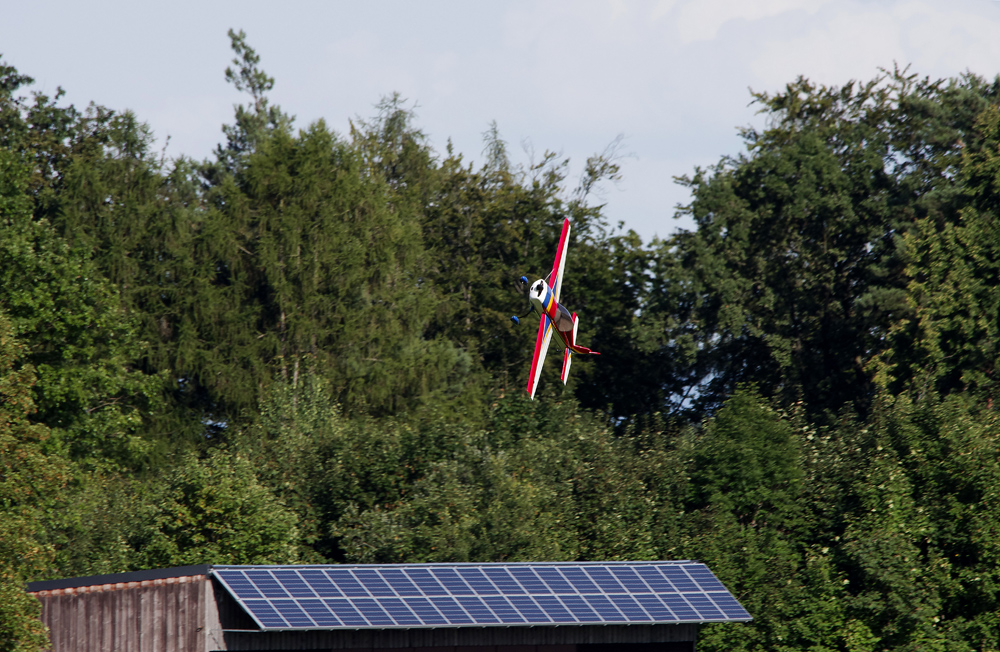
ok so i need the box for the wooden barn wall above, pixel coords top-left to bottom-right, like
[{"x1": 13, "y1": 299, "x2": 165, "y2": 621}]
[
  {"x1": 32, "y1": 575, "x2": 209, "y2": 652},
  {"x1": 219, "y1": 623, "x2": 697, "y2": 651}
]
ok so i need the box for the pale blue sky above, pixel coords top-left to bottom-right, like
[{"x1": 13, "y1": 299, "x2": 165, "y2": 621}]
[{"x1": 4, "y1": 0, "x2": 1000, "y2": 242}]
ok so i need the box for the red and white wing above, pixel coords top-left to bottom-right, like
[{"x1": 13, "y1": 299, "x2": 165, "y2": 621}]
[
  {"x1": 550, "y1": 218, "x2": 571, "y2": 302},
  {"x1": 527, "y1": 218, "x2": 572, "y2": 399},
  {"x1": 526, "y1": 315, "x2": 555, "y2": 400}
]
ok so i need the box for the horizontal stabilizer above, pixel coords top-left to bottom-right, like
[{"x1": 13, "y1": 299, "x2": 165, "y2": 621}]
[{"x1": 569, "y1": 315, "x2": 598, "y2": 354}]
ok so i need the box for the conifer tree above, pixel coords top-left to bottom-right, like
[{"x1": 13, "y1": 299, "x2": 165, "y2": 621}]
[
  {"x1": 877, "y1": 103, "x2": 1000, "y2": 400},
  {"x1": 651, "y1": 71, "x2": 1000, "y2": 419}
]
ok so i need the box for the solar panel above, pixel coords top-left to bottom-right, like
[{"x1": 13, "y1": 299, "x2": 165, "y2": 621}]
[
  {"x1": 327, "y1": 569, "x2": 366, "y2": 596},
  {"x1": 661, "y1": 565, "x2": 699, "y2": 592},
  {"x1": 535, "y1": 595, "x2": 575, "y2": 622},
  {"x1": 273, "y1": 599, "x2": 313, "y2": 627},
  {"x1": 403, "y1": 568, "x2": 447, "y2": 595},
  {"x1": 299, "y1": 599, "x2": 340, "y2": 627},
  {"x1": 457, "y1": 568, "x2": 499, "y2": 594},
  {"x1": 685, "y1": 594, "x2": 724, "y2": 620},
  {"x1": 216, "y1": 570, "x2": 262, "y2": 599},
  {"x1": 609, "y1": 567, "x2": 650, "y2": 592},
  {"x1": 583, "y1": 594, "x2": 626, "y2": 622},
  {"x1": 403, "y1": 597, "x2": 448, "y2": 625},
  {"x1": 247, "y1": 570, "x2": 287, "y2": 598},
  {"x1": 354, "y1": 569, "x2": 394, "y2": 596},
  {"x1": 353, "y1": 598, "x2": 395, "y2": 626},
  {"x1": 430, "y1": 596, "x2": 473, "y2": 624},
  {"x1": 635, "y1": 594, "x2": 676, "y2": 621},
  {"x1": 298, "y1": 569, "x2": 342, "y2": 597},
  {"x1": 244, "y1": 599, "x2": 286, "y2": 627},
  {"x1": 457, "y1": 596, "x2": 499, "y2": 623},
  {"x1": 661, "y1": 593, "x2": 698, "y2": 620},
  {"x1": 560, "y1": 594, "x2": 601, "y2": 622},
  {"x1": 379, "y1": 568, "x2": 421, "y2": 596},
  {"x1": 508, "y1": 595, "x2": 548, "y2": 622},
  {"x1": 211, "y1": 562, "x2": 751, "y2": 631},
  {"x1": 535, "y1": 567, "x2": 573, "y2": 593},
  {"x1": 379, "y1": 598, "x2": 421, "y2": 625},
  {"x1": 325, "y1": 598, "x2": 367, "y2": 626},
  {"x1": 584, "y1": 567, "x2": 625, "y2": 593},
  {"x1": 561, "y1": 567, "x2": 600, "y2": 593},
  {"x1": 707, "y1": 591, "x2": 752, "y2": 619},
  {"x1": 483, "y1": 567, "x2": 524, "y2": 594},
  {"x1": 286, "y1": 572, "x2": 321, "y2": 598},
  {"x1": 430, "y1": 568, "x2": 473, "y2": 595},
  {"x1": 481, "y1": 595, "x2": 522, "y2": 623},
  {"x1": 610, "y1": 595, "x2": 651, "y2": 621},
  {"x1": 509, "y1": 567, "x2": 549, "y2": 594}
]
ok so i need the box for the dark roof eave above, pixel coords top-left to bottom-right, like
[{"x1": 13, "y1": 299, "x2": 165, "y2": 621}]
[{"x1": 27, "y1": 565, "x2": 211, "y2": 593}]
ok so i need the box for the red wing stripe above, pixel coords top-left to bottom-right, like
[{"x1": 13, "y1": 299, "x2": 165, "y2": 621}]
[
  {"x1": 550, "y1": 218, "x2": 571, "y2": 302},
  {"x1": 526, "y1": 315, "x2": 554, "y2": 399}
]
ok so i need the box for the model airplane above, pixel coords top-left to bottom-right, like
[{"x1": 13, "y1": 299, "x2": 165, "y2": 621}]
[{"x1": 511, "y1": 218, "x2": 599, "y2": 399}]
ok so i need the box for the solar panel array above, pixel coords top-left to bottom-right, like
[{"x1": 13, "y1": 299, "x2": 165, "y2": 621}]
[{"x1": 212, "y1": 562, "x2": 751, "y2": 631}]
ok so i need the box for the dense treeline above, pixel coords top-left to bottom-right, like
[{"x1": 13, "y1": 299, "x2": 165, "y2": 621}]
[{"x1": 2, "y1": 30, "x2": 1000, "y2": 651}]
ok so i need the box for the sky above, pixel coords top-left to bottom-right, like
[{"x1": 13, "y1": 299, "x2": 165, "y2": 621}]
[{"x1": 4, "y1": 0, "x2": 1000, "y2": 242}]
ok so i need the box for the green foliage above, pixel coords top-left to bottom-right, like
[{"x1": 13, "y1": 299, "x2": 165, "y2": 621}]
[
  {"x1": 689, "y1": 388, "x2": 803, "y2": 528},
  {"x1": 420, "y1": 145, "x2": 570, "y2": 387},
  {"x1": 837, "y1": 395, "x2": 1000, "y2": 650},
  {"x1": 680, "y1": 392, "x2": 837, "y2": 652},
  {"x1": 0, "y1": 312, "x2": 62, "y2": 651},
  {"x1": 200, "y1": 122, "x2": 473, "y2": 415},
  {"x1": 421, "y1": 125, "x2": 646, "y2": 412},
  {"x1": 214, "y1": 28, "x2": 293, "y2": 175},
  {"x1": 688, "y1": 391, "x2": 1000, "y2": 652},
  {"x1": 133, "y1": 448, "x2": 301, "y2": 567},
  {"x1": 0, "y1": 147, "x2": 161, "y2": 466},
  {"x1": 656, "y1": 71, "x2": 1000, "y2": 419},
  {"x1": 333, "y1": 395, "x2": 682, "y2": 564},
  {"x1": 877, "y1": 103, "x2": 1000, "y2": 401},
  {"x1": 44, "y1": 470, "x2": 143, "y2": 578},
  {"x1": 0, "y1": 580, "x2": 48, "y2": 652},
  {"x1": 234, "y1": 372, "x2": 350, "y2": 559}
]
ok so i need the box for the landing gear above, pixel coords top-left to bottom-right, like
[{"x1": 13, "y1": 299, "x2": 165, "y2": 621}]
[
  {"x1": 511, "y1": 305, "x2": 535, "y2": 325},
  {"x1": 511, "y1": 275, "x2": 533, "y2": 325}
]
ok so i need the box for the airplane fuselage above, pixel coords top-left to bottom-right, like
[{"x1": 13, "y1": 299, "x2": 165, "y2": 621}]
[
  {"x1": 521, "y1": 218, "x2": 598, "y2": 399},
  {"x1": 528, "y1": 279, "x2": 590, "y2": 354}
]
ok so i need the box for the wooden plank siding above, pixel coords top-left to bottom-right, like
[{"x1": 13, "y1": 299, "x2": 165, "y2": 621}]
[{"x1": 32, "y1": 575, "x2": 208, "y2": 652}]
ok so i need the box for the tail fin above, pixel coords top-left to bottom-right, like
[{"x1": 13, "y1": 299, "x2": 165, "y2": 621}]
[{"x1": 561, "y1": 313, "x2": 580, "y2": 384}]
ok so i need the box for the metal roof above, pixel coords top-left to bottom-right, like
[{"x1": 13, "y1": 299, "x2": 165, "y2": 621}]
[
  {"x1": 27, "y1": 565, "x2": 210, "y2": 593},
  {"x1": 211, "y1": 561, "x2": 751, "y2": 631}
]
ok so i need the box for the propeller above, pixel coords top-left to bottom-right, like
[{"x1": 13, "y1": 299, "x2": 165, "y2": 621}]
[{"x1": 511, "y1": 275, "x2": 534, "y2": 325}]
